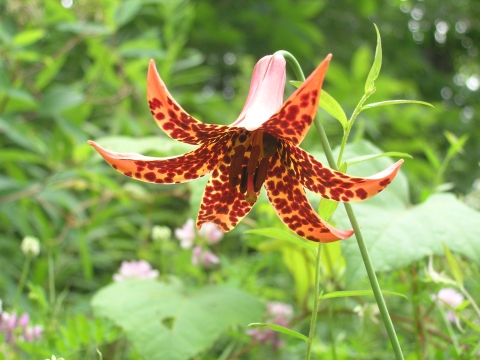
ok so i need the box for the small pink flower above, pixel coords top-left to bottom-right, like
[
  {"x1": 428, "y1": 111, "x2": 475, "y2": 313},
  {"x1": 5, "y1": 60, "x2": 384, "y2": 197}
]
[
  {"x1": 113, "y1": 260, "x2": 159, "y2": 281},
  {"x1": 18, "y1": 313, "x2": 29, "y2": 328},
  {"x1": 247, "y1": 301, "x2": 293, "y2": 349},
  {"x1": 174, "y1": 219, "x2": 196, "y2": 249},
  {"x1": 436, "y1": 288, "x2": 464, "y2": 322},
  {"x1": 198, "y1": 222, "x2": 224, "y2": 244},
  {"x1": 24, "y1": 325, "x2": 43, "y2": 342},
  {"x1": 191, "y1": 246, "x2": 220, "y2": 268}
]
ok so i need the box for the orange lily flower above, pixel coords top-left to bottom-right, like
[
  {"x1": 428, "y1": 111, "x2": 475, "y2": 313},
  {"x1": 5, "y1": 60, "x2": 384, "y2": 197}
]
[{"x1": 89, "y1": 53, "x2": 402, "y2": 242}]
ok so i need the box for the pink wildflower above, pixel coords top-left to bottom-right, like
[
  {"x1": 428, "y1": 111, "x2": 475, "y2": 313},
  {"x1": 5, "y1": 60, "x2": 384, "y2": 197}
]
[
  {"x1": 174, "y1": 219, "x2": 196, "y2": 249},
  {"x1": 247, "y1": 301, "x2": 293, "y2": 349},
  {"x1": 436, "y1": 287, "x2": 464, "y2": 322},
  {"x1": 191, "y1": 246, "x2": 220, "y2": 268},
  {"x1": 113, "y1": 260, "x2": 159, "y2": 281},
  {"x1": 198, "y1": 222, "x2": 224, "y2": 244}
]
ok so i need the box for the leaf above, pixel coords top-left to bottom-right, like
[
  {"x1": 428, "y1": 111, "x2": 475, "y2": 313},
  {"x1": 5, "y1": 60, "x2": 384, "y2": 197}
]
[
  {"x1": 345, "y1": 152, "x2": 412, "y2": 167},
  {"x1": 444, "y1": 131, "x2": 468, "y2": 158},
  {"x1": 362, "y1": 100, "x2": 434, "y2": 110},
  {"x1": 114, "y1": 1, "x2": 142, "y2": 28},
  {"x1": 247, "y1": 323, "x2": 309, "y2": 342},
  {"x1": 319, "y1": 290, "x2": 408, "y2": 300},
  {"x1": 364, "y1": 24, "x2": 382, "y2": 94},
  {"x1": 442, "y1": 244, "x2": 464, "y2": 286},
  {"x1": 332, "y1": 142, "x2": 480, "y2": 285},
  {"x1": 12, "y1": 29, "x2": 45, "y2": 47},
  {"x1": 318, "y1": 198, "x2": 339, "y2": 222},
  {"x1": 289, "y1": 80, "x2": 303, "y2": 88},
  {"x1": 245, "y1": 228, "x2": 315, "y2": 256},
  {"x1": 318, "y1": 90, "x2": 348, "y2": 129},
  {"x1": 92, "y1": 280, "x2": 264, "y2": 360},
  {"x1": 38, "y1": 87, "x2": 84, "y2": 116}
]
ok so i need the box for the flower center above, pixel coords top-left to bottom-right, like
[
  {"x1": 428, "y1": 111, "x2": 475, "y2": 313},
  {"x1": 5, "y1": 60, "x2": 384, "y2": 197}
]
[{"x1": 228, "y1": 130, "x2": 278, "y2": 204}]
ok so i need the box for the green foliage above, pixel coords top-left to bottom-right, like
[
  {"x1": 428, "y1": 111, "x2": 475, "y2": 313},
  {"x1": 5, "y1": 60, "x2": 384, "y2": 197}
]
[
  {"x1": 92, "y1": 280, "x2": 264, "y2": 360},
  {"x1": 1, "y1": 0, "x2": 480, "y2": 359}
]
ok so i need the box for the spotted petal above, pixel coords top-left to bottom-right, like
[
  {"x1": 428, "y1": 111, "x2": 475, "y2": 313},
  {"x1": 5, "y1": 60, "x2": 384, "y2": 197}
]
[
  {"x1": 265, "y1": 153, "x2": 354, "y2": 243},
  {"x1": 282, "y1": 142, "x2": 404, "y2": 202},
  {"x1": 88, "y1": 138, "x2": 229, "y2": 184},
  {"x1": 260, "y1": 54, "x2": 331, "y2": 145},
  {"x1": 197, "y1": 156, "x2": 256, "y2": 232},
  {"x1": 147, "y1": 60, "x2": 231, "y2": 145}
]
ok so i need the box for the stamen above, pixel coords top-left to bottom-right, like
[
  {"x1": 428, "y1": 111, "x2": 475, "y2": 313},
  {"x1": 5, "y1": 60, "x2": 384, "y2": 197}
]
[
  {"x1": 247, "y1": 145, "x2": 261, "y2": 175},
  {"x1": 254, "y1": 157, "x2": 271, "y2": 192},
  {"x1": 228, "y1": 145, "x2": 246, "y2": 188},
  {"x1": 240, "y1": 167, "x2": 248, "y2": 194},
  {"x1": 245, "y1": 174, "x2": 257, "y2": 204}
]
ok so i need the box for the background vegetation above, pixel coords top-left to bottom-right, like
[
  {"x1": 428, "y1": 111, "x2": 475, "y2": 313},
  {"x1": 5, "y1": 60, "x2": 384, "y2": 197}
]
[{"x1": 1, "y1": 0, "x2": 479, "y2": 359}]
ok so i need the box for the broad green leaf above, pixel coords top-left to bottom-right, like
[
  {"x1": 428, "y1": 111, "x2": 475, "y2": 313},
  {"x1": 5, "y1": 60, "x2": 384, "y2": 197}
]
[
  {"x1": 38, "y1": 87, "x2": 84, "y2": 116},
  {"x1": 257, "y1": 238, "x2": 315, "y2": 304},
  {"x1": 247, "y1": 323, "x2": 309, "y2": 342},
  {"x1": 92, "y1": 280, "x2": 264, "y2": 360},
  {"x1": 12, "y1": 29, "x2": 45, "y2": 47},
  {"x1": 442, "y1": 244, "x2": 464, "y2": 286},
  {"x1": 362, "y1": 100, "x2": 434, "y2": 110},
  {"x1": 332, "y1": 143, "x2": 480, "y2": 285},
  {"x1": 318, "y1": 198, "x2": 339, "y2": 222},
  {"x1": 245, "y1": 228, "x2": 315, "y2": 256},
  {"x1": 345, "y1": 152, "x2": 412, "y2": 167},
  {"x1": 320, "y1": 290, "x2": 408, "y2": 300},
  {"x1": 364, "y1": 24, "x2": 382, "y2": 94},
  {"x1": 319, "y1": 90, "x2": 348, "y2": 129}
]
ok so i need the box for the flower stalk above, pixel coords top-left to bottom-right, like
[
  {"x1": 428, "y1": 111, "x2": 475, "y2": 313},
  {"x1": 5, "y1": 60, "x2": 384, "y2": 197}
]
[{"x1": 280, "y1": 50, "x2": 404, "y2": 360}]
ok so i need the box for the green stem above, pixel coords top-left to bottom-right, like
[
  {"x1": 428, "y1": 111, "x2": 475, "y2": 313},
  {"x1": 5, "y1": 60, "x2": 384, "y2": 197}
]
[
  {"x1": 14, "y1": 255, "x2": 32, "y2": 307},
  {"x1": 48, "y1": 249, "x2": 56, "y2": 305},
  {"x1": 305, "y1": 242, "x2": 323, "y2": 360},
  {"x1": 281, "y1": 50, "x2": 404, "y2": 360},
  {"x1": 316, "y1": 120, "x2": 404, "y2": 360}
]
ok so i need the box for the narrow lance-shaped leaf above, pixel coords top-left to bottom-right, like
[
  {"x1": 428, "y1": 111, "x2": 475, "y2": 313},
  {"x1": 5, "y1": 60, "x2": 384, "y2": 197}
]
[
  {"x1": 362, "y1": 99, "x2": 434, "y2": 110},
  {"x1": 247, "y1": 323, "x2": 309, "y2": 342},
  {"x1": 364, "y1": 23, "x2": 382, "y2": 94},
  {"x1": 442, "y1": 243, "x2": 464, "y2": 286},
  {"x1": 444, "y1": 131, "x2": 468, "y2": 158},
  {"x1": 319, "y1": 290, "x2": 408, "y2": 300}
]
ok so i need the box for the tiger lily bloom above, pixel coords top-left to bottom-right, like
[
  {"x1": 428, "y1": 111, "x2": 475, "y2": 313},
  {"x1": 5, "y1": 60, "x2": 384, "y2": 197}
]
[{"x1": 88, "y1": 53, "x2": 402, "y2": 242}]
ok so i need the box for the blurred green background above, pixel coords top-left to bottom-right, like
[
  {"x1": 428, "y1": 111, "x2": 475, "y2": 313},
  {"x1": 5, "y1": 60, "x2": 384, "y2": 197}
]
[{"x1": 1, "y1": 0, "x2": 479, "y2": 359}]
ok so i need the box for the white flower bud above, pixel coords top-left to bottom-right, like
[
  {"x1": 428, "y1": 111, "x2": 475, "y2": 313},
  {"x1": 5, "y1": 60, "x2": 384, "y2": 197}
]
[
  {"x1": 152, "y1": 225, "x2": 172, "y2": 242},
  {"x1": 21, "y1": 236, "x2": 40, "y2": 257}
]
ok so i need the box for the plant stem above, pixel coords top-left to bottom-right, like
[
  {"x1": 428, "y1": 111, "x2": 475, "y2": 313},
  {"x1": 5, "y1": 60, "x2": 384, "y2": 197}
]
[
  {"x1": 48, "y1": 249, "x2": 56, "y2": 305},
  {"x1": 314, "y1": 112, "x2": 404, "y2": 360},
  {"x1": 14, "y1": 255, "x2": 32, "y2": 307},
  {"x1": 305, "y1": 241, "x2": 323, "y2": 360},
  {"x1": 280, "y1": 50, "x2": 404, "y2": 360}
]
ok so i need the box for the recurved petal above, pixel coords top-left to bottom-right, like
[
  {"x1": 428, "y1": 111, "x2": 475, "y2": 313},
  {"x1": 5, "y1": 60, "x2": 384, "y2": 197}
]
[
  {"x1": 260, "y1": 54, "x2": 332, "y2": 145},
  {"x1": 265, "y1": 153, "x2": 354, "y2": 243},
  {"x1": 283, "y1": 142, "x2": 404, "y2": 202},
  {"x1": 88, "y1": 137, "x2": 229, "y2": 184},
  {"x1": 197, "y1": 157, "x2": 256, "y2": 232},
  {"x1": 147, "y1": 60, "x2": 231, "y2": 145}
]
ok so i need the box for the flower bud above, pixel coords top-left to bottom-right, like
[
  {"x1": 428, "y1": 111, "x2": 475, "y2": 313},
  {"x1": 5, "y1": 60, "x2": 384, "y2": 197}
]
[
  {"x1": 152, "y1": 225, "x2": 172, "y2": 242},
  {"x1": 21, "y1": 236, "x2": 40, "y2": 257}
]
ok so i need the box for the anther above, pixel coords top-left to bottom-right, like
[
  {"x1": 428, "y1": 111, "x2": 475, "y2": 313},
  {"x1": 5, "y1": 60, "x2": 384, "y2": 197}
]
[
  {"x1": 247, "y1": 145, "x2": 261, "y2": 175},
  {"x1": 254, "y1": 157, "x2": 271, "y2": 192},
  {"x1": 228, "y1": 146, "x2": 245, "y2": 188}
]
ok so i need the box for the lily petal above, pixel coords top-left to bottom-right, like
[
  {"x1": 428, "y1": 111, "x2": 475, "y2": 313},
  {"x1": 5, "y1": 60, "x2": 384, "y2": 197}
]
[
  {"x1": 282, "y1": 142, "x2": 404, "y2": 202},
  {"x1": 197, "y1": 161, "x2": 256, "y2": 232},
  {"x1": 147, "y1": 60, "x2": 231, "y2": 145},
  {"x1": 265, "y1": 153, "x2": 354, "y2": 242},
  {"x1": 261, "y1": 55, "x2": 331, "y2": 145},
  {"x1": 88, "y1": 138, "x2": 228, "y2": 183},
  {"x1": 230, "y1": 54, "x2": 286, "y2": 130}
]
